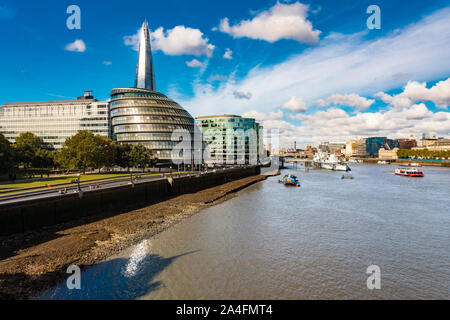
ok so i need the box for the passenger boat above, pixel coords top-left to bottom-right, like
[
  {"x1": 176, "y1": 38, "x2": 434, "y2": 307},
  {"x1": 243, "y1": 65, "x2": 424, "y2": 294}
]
[
  {"x1": 395, "y1": 168, "x2": 424, "y2": 177},
  {"x1": 279, "y1": 174, "x2": 301, "y2": 187}
]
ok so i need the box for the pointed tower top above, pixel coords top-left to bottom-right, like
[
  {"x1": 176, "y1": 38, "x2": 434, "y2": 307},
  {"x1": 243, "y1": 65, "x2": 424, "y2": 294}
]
[{"x1": 135, "y1": 21, "x2": 156, "y2": 91}]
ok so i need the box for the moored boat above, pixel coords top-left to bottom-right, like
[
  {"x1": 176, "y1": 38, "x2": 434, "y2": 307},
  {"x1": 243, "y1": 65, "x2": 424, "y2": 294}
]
[
  {"x1": 313, "y1": 153, "x2": 351, "y2": 172},
  {"x1": 408, "y1": 162, "x2": 422, "y2": 167},
  {"x1": 395, "y1": 168, "x2": 424, "y2": 177},
  {"x1": 279, "y1": 174, "x2": 301, "y2": 187}
]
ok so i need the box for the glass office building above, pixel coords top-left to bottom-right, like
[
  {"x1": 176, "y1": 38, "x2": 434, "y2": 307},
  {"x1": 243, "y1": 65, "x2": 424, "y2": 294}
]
[
  {"x1": 110, "y1": 87, "x2": 198, "y2": 162},
  {"x1": 365, "y1": 137, "x2": 399, "y2": 158},
  {"x1": 0, "y1": 91, "x2": 110, "y2": 149},
  {"x1": 195, "y1": 115, "x2": 263, "y2": 166}
]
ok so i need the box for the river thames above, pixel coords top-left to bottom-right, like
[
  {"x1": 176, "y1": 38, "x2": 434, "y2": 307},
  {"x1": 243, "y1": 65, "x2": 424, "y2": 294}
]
[{"x1": 39, "y1": 163, "x2": 450, "y2": 299}]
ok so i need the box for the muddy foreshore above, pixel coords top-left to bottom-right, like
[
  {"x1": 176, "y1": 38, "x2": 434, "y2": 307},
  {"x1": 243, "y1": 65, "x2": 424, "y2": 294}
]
[{"x1": 0, "y1": 174, "x2": 269, "y2": 300}]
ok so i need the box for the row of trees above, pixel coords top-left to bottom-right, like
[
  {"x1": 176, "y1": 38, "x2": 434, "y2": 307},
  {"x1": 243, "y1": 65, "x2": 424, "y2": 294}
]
[
  {"x1": 397, "y1": 148, "x2": 450, "y2": 160},
  {"x1": 0, "y1": 131, "x2": 158, "y2": 175}
]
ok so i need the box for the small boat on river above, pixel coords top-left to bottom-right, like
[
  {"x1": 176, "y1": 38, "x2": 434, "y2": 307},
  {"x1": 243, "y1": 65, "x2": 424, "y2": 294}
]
[{"x1": 279, "y1": 174, "x2": 301, "y2": 187}]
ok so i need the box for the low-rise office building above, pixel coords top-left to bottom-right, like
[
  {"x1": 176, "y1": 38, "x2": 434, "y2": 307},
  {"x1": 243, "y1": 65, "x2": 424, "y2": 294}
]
[
  {"x1": 345, "y1": 139, "x2": 367, "y2": 158},
  {"x1": 413, "y1": 138, "x2": 450, "y2": 151},
  {"x1": 379, "y1": 147, "x2": 399, "y2": 160},
  {"x1": 398, "y1": 139, "x2": 417, "y2": 149},
  {"x1": 319, "y1": 142, "x2": 346, "y2": 155},
  {"x1": 0, "y1": 91, "x2": 110, "y2": 149},
  {"x1": 195, "y1": 115, "x2": 264, "y2": 166}
]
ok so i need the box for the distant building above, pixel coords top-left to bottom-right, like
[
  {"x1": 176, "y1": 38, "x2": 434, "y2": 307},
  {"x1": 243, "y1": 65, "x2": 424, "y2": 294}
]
[
  {"x1": 195, "y1": 115, "x2": 263, "y2": 166},
  {"x1": 365, "y1": 137, "x2": 398, "y2": 158},
  {"x1": 379, "y1": 147, "x2": 399, "y2": 160},
  {"x1": 398, "y1": 139, "x2": 417, "y2": 150},
  {"x1": 0, "y1": 91, "x2": 110, "y2": 149},
  {"x1": 279, "y1": 148, "x2": 310, "y2": 159},
  {"x1": 413, "y1": 138, "x2": 450, "y2": 151},
  {"x1": 319, "y1": 142, "x2": 346, "y2": 155},
  {"x1": 345, "y1": 139, "x2": 367, "y2": 158}
]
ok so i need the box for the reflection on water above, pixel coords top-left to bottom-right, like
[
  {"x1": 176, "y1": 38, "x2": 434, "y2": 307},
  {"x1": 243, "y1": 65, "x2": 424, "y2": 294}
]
[{"x1": 39, "y1": 164, "x2": 450, "y2": 299}]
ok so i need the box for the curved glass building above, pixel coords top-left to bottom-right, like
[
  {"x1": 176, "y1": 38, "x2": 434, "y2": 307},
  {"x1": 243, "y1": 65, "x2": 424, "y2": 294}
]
[
  {"x1": 110, "y1": 21, "x2": 201, "y2": 165},
  {"x1": 110, "y1": 87, "x2": 197, "y2": 162}
]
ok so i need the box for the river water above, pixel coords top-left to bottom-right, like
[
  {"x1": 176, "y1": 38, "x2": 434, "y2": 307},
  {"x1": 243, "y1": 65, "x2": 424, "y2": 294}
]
[{"x1": 39, "y1": 164, "x2": 450, "y2": 299}]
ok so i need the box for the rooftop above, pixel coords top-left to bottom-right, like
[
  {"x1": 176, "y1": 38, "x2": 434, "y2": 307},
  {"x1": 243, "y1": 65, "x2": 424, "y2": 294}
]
[
  {"x1": 195, "y1": 115, "x2": 242, "y2": 119},
  {"x1": 2, "y1": 91, "x2": 99, "y2": 106}
]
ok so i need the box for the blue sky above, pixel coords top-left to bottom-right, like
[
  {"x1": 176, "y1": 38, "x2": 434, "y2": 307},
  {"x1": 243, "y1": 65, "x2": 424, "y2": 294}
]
[{"x1": 0, "y1": 0, "x2": 449, "y2": 146}]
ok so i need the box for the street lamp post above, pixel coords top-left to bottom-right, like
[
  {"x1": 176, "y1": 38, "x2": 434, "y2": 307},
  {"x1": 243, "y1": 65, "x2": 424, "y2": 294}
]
[
  {"x1": 77, "y1": 173, "x2": 83, "y2": 199},
  {"x1": 77, "y1": 173, "x2": 81, "y2": 192}
]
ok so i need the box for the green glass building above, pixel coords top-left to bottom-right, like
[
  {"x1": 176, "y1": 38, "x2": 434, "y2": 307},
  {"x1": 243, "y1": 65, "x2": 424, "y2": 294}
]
[{"x1": 195, "y1": 115, "x2": 263, "y2": 166}]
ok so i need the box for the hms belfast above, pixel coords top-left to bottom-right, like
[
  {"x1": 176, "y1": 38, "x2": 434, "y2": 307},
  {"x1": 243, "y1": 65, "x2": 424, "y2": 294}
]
[{"x1": 110, "y1": 21, "x2": 200, "y2": 165}]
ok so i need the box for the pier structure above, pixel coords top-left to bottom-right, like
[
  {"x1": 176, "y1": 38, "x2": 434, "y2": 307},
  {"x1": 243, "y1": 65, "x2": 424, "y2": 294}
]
[{"x1": 279, "y1": 157, "x2": 319, "y2": 170}]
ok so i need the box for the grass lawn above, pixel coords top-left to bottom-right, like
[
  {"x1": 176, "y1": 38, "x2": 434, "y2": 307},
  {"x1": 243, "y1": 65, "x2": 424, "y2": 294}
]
[{"x1": 0, "y1": 172, "x2": 185, "y2": 192}]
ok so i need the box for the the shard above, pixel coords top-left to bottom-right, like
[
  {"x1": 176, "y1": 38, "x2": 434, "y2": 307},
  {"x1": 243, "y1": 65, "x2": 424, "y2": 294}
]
[{"x1": 135, "y1": 21, "x2": 156, "y2": 91}]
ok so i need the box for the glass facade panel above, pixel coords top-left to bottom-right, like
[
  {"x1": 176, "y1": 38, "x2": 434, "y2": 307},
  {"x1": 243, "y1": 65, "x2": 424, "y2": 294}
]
[{"x1": 195, "y1": 115, "x2": 263, "y2": 165}]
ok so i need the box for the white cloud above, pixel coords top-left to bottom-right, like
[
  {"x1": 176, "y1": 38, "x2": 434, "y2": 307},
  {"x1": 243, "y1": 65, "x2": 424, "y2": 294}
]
[
  {"x1": 375, "y1": 78, "x2": 450, "y2": 109},
  {"x1": 313, "y1": 93, "x2": 375, "y2": 110},
  {"x1": 125, "y1": 26, "x2": 215, "y2": 57},
  {"x1": 223, "y1": 48, "x2": 233, "y2": 60},
  {"x1": 180, "y1": 7, "x2": 450, "y2": 119},
  {"x1": 65, "y1": 40, "x2": 86, "y2": 52},
  {"x1": 242, "y1": 109, "x2": 284, "y2": 121},
  {"x1": 278, "y1": 103, "x2": 449, "y2": 148},
  {"x1": 186, "y1": 59, "x2": 203, "y2": 68},
  {"x1": 103, "y1": 61, "x2": 112, "y2": 66},
  {"x1": 282, "y1": 96, "x2": 307, "y2": 113},
  {"x1": 218, "y1": 1, "x2": 321, "y2": 44}
]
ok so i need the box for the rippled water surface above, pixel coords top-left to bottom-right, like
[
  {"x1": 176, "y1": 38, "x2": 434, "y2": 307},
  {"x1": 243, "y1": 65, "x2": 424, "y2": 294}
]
[{"x1": 40, "y1": 164, "x2": 450, "y2": 299}]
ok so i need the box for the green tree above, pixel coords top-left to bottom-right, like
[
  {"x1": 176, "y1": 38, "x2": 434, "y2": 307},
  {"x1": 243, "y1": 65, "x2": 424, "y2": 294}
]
[
  {"x1": 58, "y1": 131, "x2": 116, "y2": 172},
  {"x1": 33, "y1": 148, "x2": 56, "y2": 169},
  {"x1": 0, "y1": 133, "x2": 13, "y2": 174},
  {"x1": 128, "y1": 145, "x2": 157, "y2": 172},
  {"x1": 13, "y1": 132, "x2": 43, "y2": 168},
  {"x1": 115, "y1": 143, "x2": 133, "y2": 171},
  {"x1": 92, "y1": 135, "x2": 116, "y2": 172}
]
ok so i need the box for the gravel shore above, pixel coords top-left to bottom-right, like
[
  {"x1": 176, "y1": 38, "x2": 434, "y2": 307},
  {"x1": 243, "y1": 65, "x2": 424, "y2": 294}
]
[{"x1": 0, "y1": 174, "x2": 268, "y2": 300}]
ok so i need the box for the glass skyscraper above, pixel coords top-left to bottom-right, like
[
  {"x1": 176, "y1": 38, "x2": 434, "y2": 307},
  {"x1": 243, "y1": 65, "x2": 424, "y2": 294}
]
[{"x1": 110, "y1": 21, "x2": 199, "y2": 164}]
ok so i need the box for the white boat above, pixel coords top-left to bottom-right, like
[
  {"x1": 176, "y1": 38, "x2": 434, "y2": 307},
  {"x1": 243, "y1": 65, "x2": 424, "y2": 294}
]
[
  {"x1": 395, "y1": 167, "x2": 424, "y2": 177},
  {"x1": 408, "y1": 162, "x2": 422, "y2": 167},
  {"x1": 377, "y1": 160, "x2": 388, "y2": 165},
  {"x1": 313, "y1": 153, "x2": 351, "y2": 172}
]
